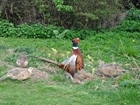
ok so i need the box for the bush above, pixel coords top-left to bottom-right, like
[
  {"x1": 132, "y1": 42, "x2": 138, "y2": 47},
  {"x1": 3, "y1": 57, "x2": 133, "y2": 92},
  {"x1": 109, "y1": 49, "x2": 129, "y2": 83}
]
[
  {"x1": 114, "y1": 8, "x2": 140, "y2": 32},
  {"x1": 0, "y1": 19, "x2": 14, "y2": 37},
  {"x1": 0, "y1": 19, "x2": 97, "y2": 39},
  {"x1": 0, "y1": 0, "x2": 123, "y2": 28},
  {"x1": 0, "y1": 8, "x2": 139, "y2": 39}
]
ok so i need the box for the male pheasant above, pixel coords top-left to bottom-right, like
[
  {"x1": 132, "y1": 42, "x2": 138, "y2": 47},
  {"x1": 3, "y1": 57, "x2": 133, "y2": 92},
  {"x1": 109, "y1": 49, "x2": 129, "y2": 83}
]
[
  {"x1": 59, "y1": 38, "x2": 84, "y2": 76},
  {"x1": 33, "y1": 38, "x2": 84, "y2": 76}
]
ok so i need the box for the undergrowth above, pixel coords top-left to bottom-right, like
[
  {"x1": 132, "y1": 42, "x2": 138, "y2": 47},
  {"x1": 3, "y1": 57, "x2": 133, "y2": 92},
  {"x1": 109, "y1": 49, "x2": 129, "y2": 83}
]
[{"x1": 0, "y1": 8, "x2": 139, "y2": 39}]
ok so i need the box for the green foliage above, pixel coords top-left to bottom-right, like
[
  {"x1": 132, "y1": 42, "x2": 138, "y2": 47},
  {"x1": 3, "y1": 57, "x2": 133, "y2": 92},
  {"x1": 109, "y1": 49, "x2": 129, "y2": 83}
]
[
  {"x1": 114, "y1": 8, "x2": 140, "y2": 32},
  {"x1": 16, "y1": 23, "x2": 50, "y2": 38},
  {"x1": 52, "y1": 0, "x2": 73, "y2": 12},
  {"x1": 0, "y1": 20, "x2": 60, "y2": 38},
  {"x1": 116, "y1": 19, "x2": 140, "y2": 32},
  {"x1": 0, "y1": 19, "x2": 14, "y2": 37},
  {"x1": 4, "y1": 54, "x2": 17, "y2": 64},
  {"x1": 0, "y1": 45, "x2": 8, "y2": 50},
  {"x1": 119, "y1": 79, "x2": 140, "y2": 89},
  {"x1": 14, "y1": 46, "x2": 35, "y2": 54},
  {"x1": 0, "y1": 19, "x2": 97, "y2": 39},
  {"x1": 1, "y1": 0, "x2": 124, "y2": 28},
  {"x1": 33, "y1": 0, "x2": 49, "y2": 13},
  {"x1": 0, "y1": 8, "x2": 139, "y2": 39},
  {"x1": 126, "y1": 8, "x2": 140, "y2": 20}
]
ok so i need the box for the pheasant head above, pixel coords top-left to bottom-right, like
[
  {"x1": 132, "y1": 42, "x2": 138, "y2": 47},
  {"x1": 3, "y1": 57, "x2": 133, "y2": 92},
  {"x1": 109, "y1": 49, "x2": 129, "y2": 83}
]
[{"x1": 72, "y1": 38, "x2": 79, "y2": 49}]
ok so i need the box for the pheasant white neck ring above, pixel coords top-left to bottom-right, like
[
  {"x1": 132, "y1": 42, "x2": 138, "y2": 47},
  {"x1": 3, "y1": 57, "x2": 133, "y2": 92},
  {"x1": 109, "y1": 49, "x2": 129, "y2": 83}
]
[{"x1": 72, "y1": 47, "x2": 78, "y2": 49}]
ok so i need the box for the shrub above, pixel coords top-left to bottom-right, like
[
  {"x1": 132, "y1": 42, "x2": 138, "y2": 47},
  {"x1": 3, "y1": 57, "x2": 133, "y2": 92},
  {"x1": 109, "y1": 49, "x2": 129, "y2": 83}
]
[
  {"x1": 114, "y1": 8, "x2": 140, "y2": 32},
  {"x1": 0, "y1": 19, "x2": 14, "y2": 37},
  {"x1": 0, "y1": 19, "x2": 97, "y2": 39}
]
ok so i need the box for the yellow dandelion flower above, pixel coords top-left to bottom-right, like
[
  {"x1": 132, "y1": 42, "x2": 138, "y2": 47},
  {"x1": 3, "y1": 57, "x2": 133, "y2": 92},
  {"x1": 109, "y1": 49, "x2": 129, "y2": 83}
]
[
  {"x1": 132, "y1": 39, "x2": 135, "y2": 42},
  {"x1": 51, "y1": 48, "x2": 57, "y2": 53}
]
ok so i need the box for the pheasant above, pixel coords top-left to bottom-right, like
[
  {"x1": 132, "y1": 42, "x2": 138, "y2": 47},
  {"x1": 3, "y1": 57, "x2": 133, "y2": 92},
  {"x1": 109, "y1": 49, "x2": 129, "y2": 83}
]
[
  {"x1": 97, "y1": 60, "x2": 127, "y2": 77},
  {"x1": 0, "y1": 67, "x2": 33, "y2": 82},
  {"x1": 16, "y1": 54, "x2": 28, "y2": 68},
  {"x1": 33, "y1": 38, "x2": 84, "y2": 76}
]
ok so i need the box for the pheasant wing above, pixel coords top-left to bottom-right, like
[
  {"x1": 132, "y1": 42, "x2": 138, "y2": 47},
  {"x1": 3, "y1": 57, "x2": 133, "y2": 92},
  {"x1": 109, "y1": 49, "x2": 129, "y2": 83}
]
[
  {"x1": 62, "y1": 55, "x2": 77, "y2": 67},
  {"x1": 62, "y1": 55, "x2": 77, "y2": 76}
]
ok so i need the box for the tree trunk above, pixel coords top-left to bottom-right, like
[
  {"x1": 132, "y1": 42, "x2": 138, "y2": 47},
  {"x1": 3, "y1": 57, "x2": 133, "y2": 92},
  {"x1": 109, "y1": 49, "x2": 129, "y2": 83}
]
[{"x1": 0, "y1": 0, "x2": 8, "y2": 12}]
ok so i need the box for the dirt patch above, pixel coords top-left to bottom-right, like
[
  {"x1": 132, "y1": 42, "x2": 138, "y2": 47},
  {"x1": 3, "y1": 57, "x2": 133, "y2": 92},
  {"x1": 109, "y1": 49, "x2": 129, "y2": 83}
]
[
  {"x1": 43, "y1": 64, "x2": 59, "y2": 73},
  {"x1": 0, "y1": 60, "x2": 15, "y2": 69},
  {"x1": 65, "y1": 70, "x2": 95, "y2": 84}
]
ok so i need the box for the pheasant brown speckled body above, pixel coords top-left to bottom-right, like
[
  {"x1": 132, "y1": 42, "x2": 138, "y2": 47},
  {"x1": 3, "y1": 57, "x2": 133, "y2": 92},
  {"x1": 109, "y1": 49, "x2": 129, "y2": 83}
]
[
  {"x1": 16, "y1": 55, "x2": 28, "y2": 68},
  {"x1": 0, "y1": 67, "x2": 33, "y2": 82},
  {"x1": 72, "y1": 49, "x2": 84, "y2": 71}
]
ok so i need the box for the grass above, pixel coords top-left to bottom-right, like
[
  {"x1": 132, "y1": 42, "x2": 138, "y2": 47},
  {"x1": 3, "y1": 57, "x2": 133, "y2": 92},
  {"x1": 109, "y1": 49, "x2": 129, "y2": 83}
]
[{"x1": 0, "y1": 31, "x2": 140, "y2": 105}]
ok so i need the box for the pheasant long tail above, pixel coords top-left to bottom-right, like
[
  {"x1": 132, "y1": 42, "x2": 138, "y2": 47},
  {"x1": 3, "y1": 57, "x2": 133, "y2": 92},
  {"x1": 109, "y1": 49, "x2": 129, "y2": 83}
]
[
  {"x1": 30, "y1": 55, "x2": 78, "y2": 76},
  {"x1": 31, "y1": 56, "x2": 60, "y2": 66},
  {"x1": 0, "y1": 75, "x2": 7, "y2": 82}
]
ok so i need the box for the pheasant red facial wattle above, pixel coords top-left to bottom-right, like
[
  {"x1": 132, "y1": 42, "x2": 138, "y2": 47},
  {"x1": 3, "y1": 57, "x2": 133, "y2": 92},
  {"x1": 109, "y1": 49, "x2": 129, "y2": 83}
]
[{"x1": 73, "y1": 38, "x2": 79, "y2": 44}]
